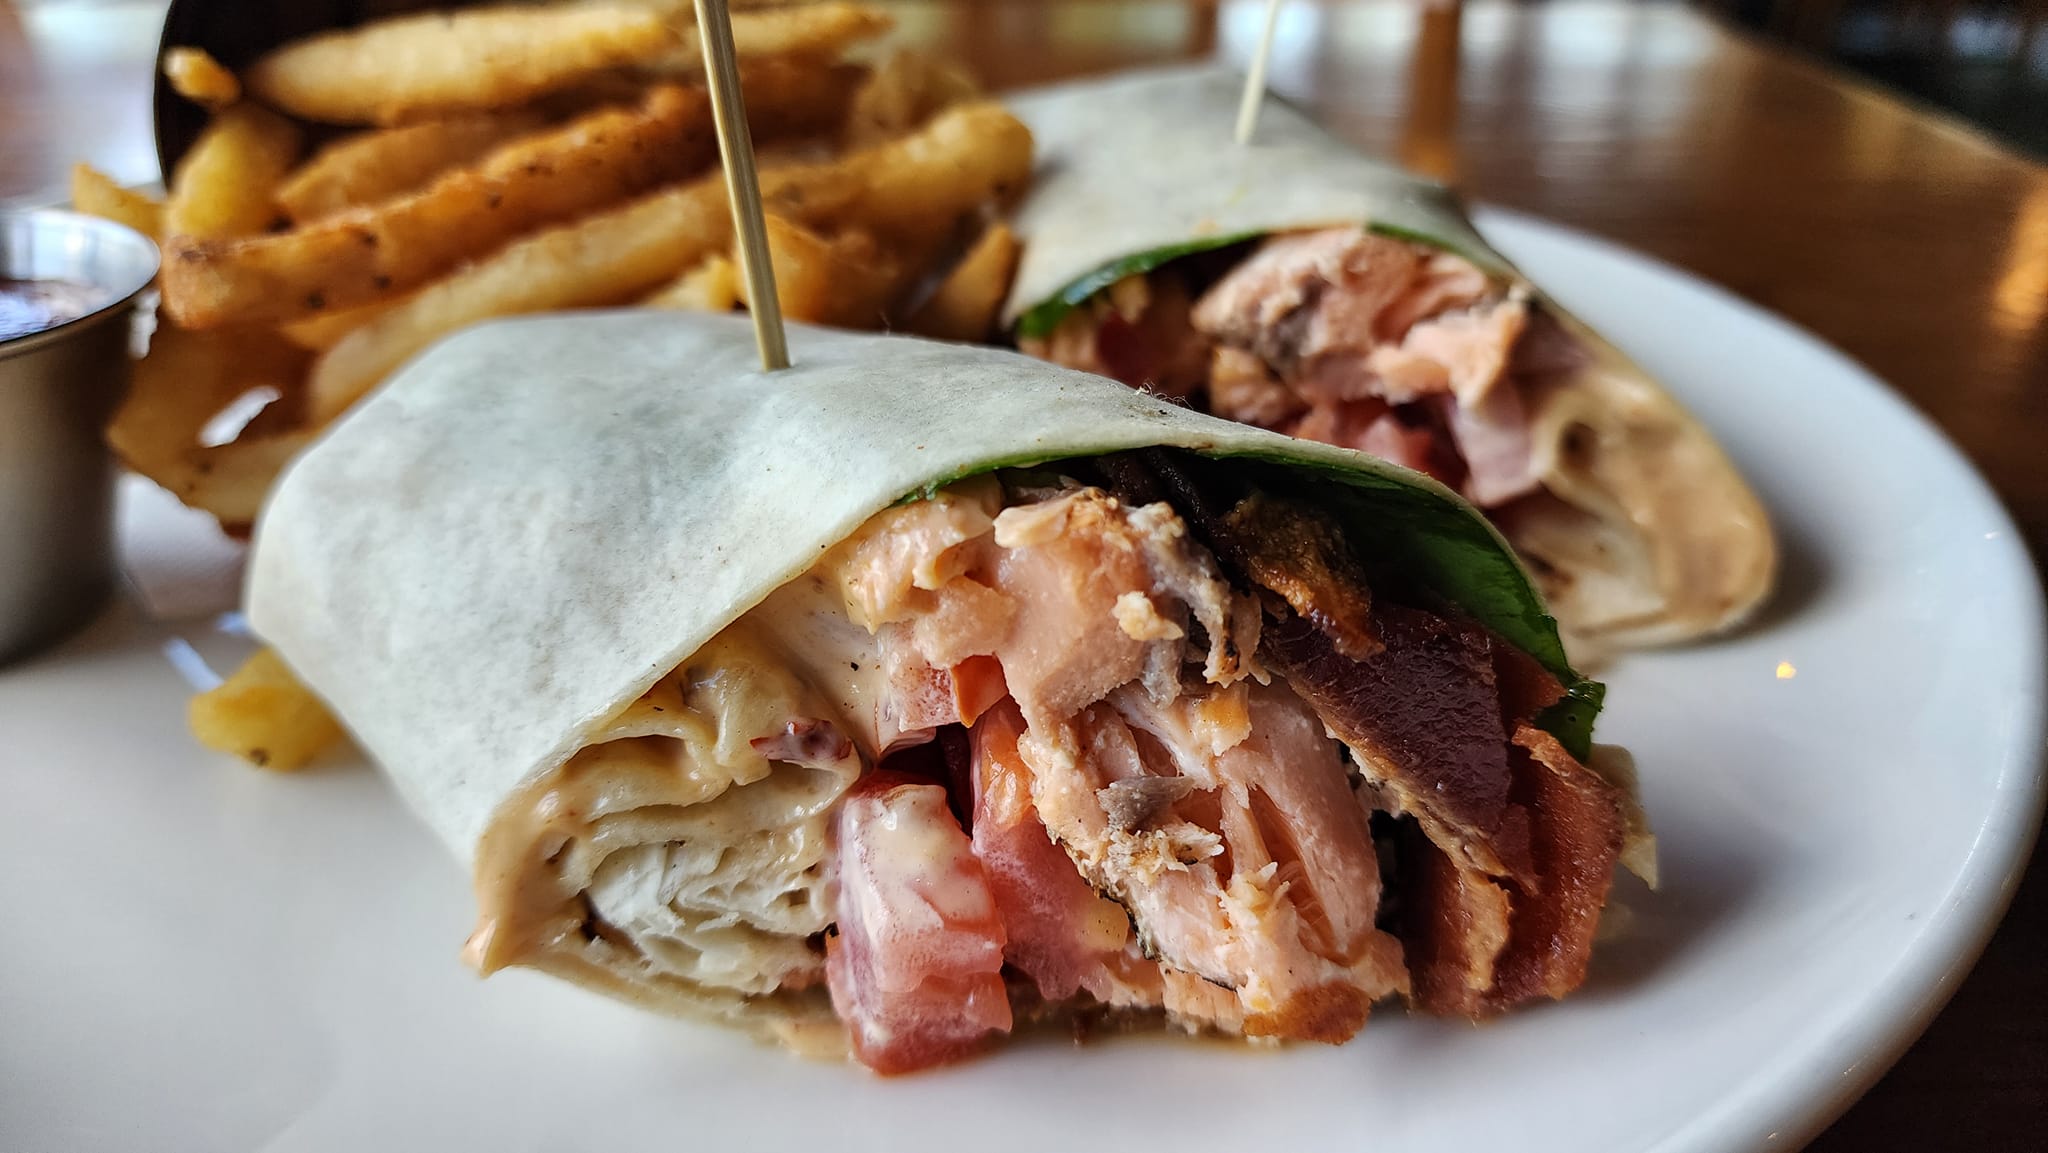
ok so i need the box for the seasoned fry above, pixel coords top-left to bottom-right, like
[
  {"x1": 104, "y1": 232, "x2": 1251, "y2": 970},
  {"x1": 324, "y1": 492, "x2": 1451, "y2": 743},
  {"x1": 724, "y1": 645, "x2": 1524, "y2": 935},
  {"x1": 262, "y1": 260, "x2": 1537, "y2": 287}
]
[
  {"x1": 95, "y1": 0, "x2": 1020, "y2": 586},
  {"x1": 164, "y1": 104, "x2": 301, "y2": 240},
  {"x1": 741, "y1": 57, "x2": 867, "y2": 144},
  {"x1": 762, "y1": 103, "x2": 1033, "y2": 244},
  {"x1": 302, "y1": 101, "x2": 1031, "y2": 419},
  {"x1": 641, "y1": 254, "x2": 742, "y2": 311},
  {"x1": 246, "y1": 5, "x2": 677, "y2": 125},
  {"x1": 276, "y1": 112, "x2": 546, "y2": 223},
  {"x1": 190, "y1": 648, "x2": 346, "y2": 771},
  {"x1": 171, "y1": 432, "x2": 317, "y2": 535},
  {"x1": 757, "y1": 215, "x2": 901, "y2": 326},
  {"x1": 107, "y1": 324, "x2": 308, "y2": 480},
  {"x1": 725, "y1": 1, "x2": 892, "y2": 56},
  {"x1": 663, "y1": 3, "x2": 893, "y2": 70},
  {"x1": 905, "y1": 222, "x2": 1021, "y2": 342},
  {"x1": 533, "y1": 55, "x2": 858, "y2": 142},
  {"x1": 843, "y1": 49, "x2": 982, "y2": 149},
  {"x1": 70, "y1": 163, "x2": 163, "y2": 239},
  {"x1": 838, "y1": 103, "x2": 1033, "y2": 240},
  {"x1": 617, "y1": 0, "x2": 827, "y2": 16},
  {"x1": 162, "y1": 46, "x2": 241, "y2": 110},
  {"x1": 544, "y1": 56, "x2": 861, "y2": 140},
  {"x1": 110, "y1": 320, "x2": 313, "y2": 536},
  {"x1": 278, "y1": 293, "x2": 412, "y2": 352},
  {"x1": 162, "y1": 85, "x2": 712, "y2": 328},
  {"x1": 309, "y1": 177, "x2": 732, "y2": 420}
]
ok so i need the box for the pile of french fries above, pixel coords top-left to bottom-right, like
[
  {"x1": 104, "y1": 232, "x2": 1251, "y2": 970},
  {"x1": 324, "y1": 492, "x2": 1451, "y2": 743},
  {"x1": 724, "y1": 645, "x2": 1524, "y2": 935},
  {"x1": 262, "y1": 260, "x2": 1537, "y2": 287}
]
[
  {"x1": 72, "y1": 0, "x2": 1033, "y2": 770},
  {"x1": 79, "y1": 0, "x2": 1028, "y2": 541}
]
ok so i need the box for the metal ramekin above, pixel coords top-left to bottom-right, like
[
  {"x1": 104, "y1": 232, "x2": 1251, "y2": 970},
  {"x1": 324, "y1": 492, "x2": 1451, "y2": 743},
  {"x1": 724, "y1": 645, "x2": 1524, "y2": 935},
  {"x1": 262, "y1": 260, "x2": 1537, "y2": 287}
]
[{"x1": 0, "y1": 210, "x2": 159, "y2": 664}]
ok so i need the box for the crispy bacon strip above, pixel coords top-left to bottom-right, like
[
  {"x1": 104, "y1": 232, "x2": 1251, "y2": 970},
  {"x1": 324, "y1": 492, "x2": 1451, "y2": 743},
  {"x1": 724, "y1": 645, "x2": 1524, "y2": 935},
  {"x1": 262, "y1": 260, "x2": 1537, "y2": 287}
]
[
  {"x1": 1262, "y1": 606, "x2": 1526, "y2": 880},
  {"x1": 1397, "y1": 819, "x2": 1512, "y2": 1016},
  {"x1": 1399, "y1": 725, "x2": 1623, "y2": 1016},
  {"x1": 1489, "y1": 725, "x2": 1624, "y2": 1006}
]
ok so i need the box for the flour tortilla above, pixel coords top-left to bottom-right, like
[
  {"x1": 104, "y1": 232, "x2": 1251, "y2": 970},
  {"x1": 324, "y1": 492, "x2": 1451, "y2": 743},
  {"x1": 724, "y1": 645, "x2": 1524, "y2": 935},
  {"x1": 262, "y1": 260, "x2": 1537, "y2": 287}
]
[
  {"x1": 1001, "y1": 66, "x2": 1775, "y2": 647},
  {"x1": 245, "y1": 309, "x2": 1578, "y2": 1034}
]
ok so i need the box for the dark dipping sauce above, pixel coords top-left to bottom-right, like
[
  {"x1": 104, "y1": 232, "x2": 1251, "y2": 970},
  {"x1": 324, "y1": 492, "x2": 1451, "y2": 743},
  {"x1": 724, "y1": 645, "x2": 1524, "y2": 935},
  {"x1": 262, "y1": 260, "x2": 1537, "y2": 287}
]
[{"x1": 0, "y1": 277, "x2": 109, "y2": 343}]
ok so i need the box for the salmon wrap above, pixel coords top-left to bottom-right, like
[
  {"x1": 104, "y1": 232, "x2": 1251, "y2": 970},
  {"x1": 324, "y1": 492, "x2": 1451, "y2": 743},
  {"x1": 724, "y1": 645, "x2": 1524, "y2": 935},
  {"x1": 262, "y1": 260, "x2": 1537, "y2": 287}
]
[
  {"x1": 1003, "y1": 66, "x2": 1774, "y2": 650},
  {"x1": 249, "y1": 311, "x2": 1650, "y2": 1074}
]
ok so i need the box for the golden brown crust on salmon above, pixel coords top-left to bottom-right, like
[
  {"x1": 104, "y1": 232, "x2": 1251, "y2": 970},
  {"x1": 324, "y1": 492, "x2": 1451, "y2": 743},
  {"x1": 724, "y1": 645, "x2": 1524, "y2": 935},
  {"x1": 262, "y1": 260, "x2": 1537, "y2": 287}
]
[{"x1": 1243, "y1": 981, "x2": 1375, "y2": 1043}]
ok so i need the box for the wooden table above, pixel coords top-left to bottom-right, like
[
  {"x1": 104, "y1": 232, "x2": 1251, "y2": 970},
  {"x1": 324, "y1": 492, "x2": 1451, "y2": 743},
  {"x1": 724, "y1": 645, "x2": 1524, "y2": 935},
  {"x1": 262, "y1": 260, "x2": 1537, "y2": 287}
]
[{"x1": 2, "y1": 1, "x2": 2041, "y2": 1148}]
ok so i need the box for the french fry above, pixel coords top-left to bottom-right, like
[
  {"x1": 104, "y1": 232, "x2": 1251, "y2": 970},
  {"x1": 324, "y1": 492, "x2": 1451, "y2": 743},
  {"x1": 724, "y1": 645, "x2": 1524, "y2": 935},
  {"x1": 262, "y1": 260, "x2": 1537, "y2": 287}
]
[
  {"x1": 618, "y1": 0, "x2": 838, "y2": 16},
  {"x1": 163, "y1": 104, "x2": 301, "y2": 240},
  {"x1": 309, "y1": 177, "x2": 732, "y2": 421},
  {"x1": 162, "y1": 46, "x2": 241, "y2": 110},
  {"x1": 276, "y1": 112, "x2": 546, "y2": 223},
  {"x1": 246, "y1": 4, "x2": 677, "y2": 125},
  {"x1": 741, "y1": 57, "x2": 867, "y2": 144},
  {"x1": 641, "y1": 254, "x2": 742, "y2": 311},
  {"x1": 162, "y1": 85, "x2": 713, "y2": 329},
  {"x1": 525, "y1": 70, "x2": 657, "y2": 119},
  {"x1": 827, "y1": 103, "x2": 1033, "y2": 243},
  {"x1": 662, "y1": 2, "x2": 893, "y2": 70},
  {"x1": 190, "y1": 648, "x2": 346, "y2": 771},
  {"x1": 303, "y1": 99, "x2": 1027, "y2": 420},
  {"x1": 904, "y1": 223, "x2": 1021, "y2": 342},
  {"x1": 757, "y1": 215, "x2": 902, "y2": 327},
  {"x1": 277, "y1": 293, "x2": 413, "y2": 352},
  {"x1": 70, "y1": 163, "x2": 163, "y2": 239},
  {"x1": 107, "y1": 323, "x2": 309, "y2": 481},
  {"x1": 171, "y1": 432, "x2": 317, "y2": 535},
  {"x1": 724, "y1": 0, "x2": 892, "y2": 56},
  {"x1": 539, "y1": 56, "x2": 861, "y2": 141},
  {"x1": 536, "y1": 56, "x2": 859, "y2": 143},
  {"x1": 758, "y1": 103, "x2": 1033, "y2": 247},
  {"x1": 110, "y1": 321, "x2": 313, "y2": 536},
  {"x1": 843, "y1": 49, "x2": 982, "y2": 149}
]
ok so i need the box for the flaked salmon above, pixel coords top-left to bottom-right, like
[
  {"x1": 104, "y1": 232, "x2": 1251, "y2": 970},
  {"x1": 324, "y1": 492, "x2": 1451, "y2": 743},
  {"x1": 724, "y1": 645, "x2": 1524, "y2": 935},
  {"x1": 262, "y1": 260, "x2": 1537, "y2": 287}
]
[
  {"x1": 1023, "y1": 226, "x2": 1562, "y2": 512},
  {"x1": 787, "y1": 460, "x2": 1626, "y2": 1071}
]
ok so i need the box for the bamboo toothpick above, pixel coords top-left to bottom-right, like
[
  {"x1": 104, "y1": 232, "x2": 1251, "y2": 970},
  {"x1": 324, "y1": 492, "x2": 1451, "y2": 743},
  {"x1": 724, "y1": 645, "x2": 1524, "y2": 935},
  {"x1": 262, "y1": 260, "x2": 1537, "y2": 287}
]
[
  {"x1": 1234, "y1": 0, "x2": 1285, "y2": 145},
  {"x1": 693, "y1": 0, "x2": 788, "y2": 370}
]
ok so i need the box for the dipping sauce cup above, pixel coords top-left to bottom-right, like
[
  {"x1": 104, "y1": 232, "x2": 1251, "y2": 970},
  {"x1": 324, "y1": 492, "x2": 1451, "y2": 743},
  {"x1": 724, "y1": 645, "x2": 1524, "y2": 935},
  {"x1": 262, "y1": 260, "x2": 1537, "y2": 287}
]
[{"x1": 0, "y1": 210, "x2": 159, "y2": 664}]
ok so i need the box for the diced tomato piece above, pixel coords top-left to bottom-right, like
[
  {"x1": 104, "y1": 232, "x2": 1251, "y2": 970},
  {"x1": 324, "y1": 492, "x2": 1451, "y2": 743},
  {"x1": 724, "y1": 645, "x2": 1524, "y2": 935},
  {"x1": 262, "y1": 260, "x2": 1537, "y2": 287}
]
[
  {"x1": 826, "y1": 772, "x2": 1012, "y2": 1074},
  {"x1": 970, "y1": 702, "x2": 1147, "y2": 1004}
]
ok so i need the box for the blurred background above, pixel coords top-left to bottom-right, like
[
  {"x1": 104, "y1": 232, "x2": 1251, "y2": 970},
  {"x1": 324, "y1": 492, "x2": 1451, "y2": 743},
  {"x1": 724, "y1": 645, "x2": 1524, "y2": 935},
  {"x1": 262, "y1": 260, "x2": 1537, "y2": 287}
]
[
  {"x1": 5, "y1": 0, "x2": 2047, "y2": 199},
  {"x1": 5, "y1": 0, "x2": 2047, "y2": 204},
  {"x1": 1724, "y1": 0, "x2": 2048, "y2": 156}
]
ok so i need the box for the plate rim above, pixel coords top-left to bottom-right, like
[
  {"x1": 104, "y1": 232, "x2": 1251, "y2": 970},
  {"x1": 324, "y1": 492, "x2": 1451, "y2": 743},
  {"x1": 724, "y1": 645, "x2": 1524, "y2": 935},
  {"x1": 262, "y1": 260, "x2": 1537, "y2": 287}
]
[
  {"x1": 4, "y1": 206, "x2": 2041, "y2": 1153},
  {"x1": 1474, "y1": 204, "x2": 2048, "y2": 1153}
]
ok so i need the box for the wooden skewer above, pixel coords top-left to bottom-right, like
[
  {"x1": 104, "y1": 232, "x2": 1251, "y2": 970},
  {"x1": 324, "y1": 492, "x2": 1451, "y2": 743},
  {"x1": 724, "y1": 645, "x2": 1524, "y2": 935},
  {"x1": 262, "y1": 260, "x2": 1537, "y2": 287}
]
[
  {"x1": 1234, "y1": 0, "x2": 1285, "y2": 145},
  {"x1": 693, "y1": 0, "x2": 788, "y2": 370},
  {"x1": 1399, "y1": 2, "x2": 1465, "y2": 188}
]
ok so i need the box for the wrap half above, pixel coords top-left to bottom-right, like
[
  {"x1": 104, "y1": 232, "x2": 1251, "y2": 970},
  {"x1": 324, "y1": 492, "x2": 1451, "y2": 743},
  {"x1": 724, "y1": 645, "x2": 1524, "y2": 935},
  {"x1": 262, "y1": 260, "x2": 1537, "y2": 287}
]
[
  {"x1": 1002, "y1": 66, "x2": 1775, "y2": 650},
  {"x1": 250, "y1": 311, "x2": 1647, "y2": 1073}
]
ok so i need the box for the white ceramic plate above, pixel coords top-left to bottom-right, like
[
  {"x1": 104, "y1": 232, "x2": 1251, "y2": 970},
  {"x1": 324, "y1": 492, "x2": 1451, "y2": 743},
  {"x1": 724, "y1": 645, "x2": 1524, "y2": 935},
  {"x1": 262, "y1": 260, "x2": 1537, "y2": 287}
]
[{"x1": 2, "y1": 209, "x2": 2041, "y2": 1153}]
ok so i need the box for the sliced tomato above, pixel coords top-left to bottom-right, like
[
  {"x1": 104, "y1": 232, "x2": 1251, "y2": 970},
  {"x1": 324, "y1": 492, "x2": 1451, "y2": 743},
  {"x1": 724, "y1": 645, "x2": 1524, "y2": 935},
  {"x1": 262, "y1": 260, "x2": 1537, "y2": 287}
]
[
  {"x1": 825, "y1": 772, "x2": 1012, "y2": 1074},
  {"x1": 969, "y1": 701, "x2": 1154, "y2": 1005}
]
